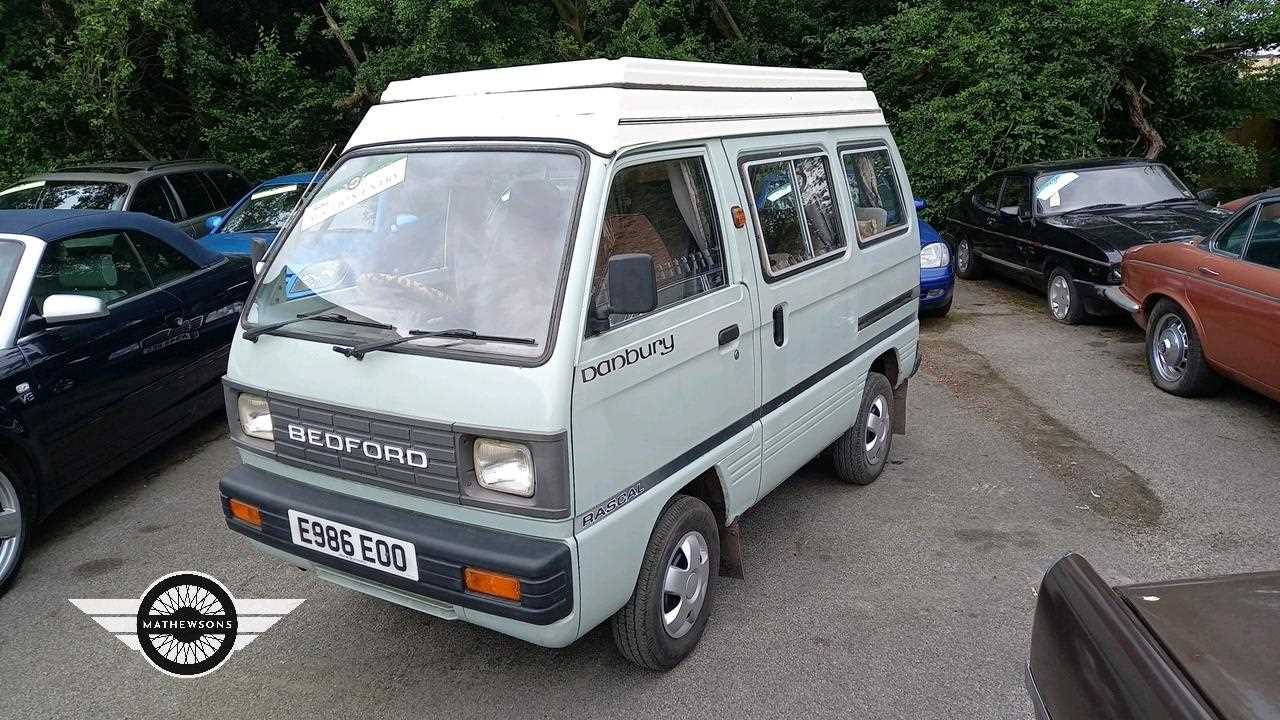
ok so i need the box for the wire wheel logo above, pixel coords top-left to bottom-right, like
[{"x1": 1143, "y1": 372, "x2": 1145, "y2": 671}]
[{"x1": 136, "y1": 572, "x2": 238, "y2": 677}]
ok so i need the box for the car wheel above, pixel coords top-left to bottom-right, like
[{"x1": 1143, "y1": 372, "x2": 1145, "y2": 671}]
[
  {"x1": 1145, "y1": 299, "x2": 1221, "y2": 397},
  {"x1": 0, "y1": 458, "x2": 32, "y2": 595},
  {"x1": 955, "y1": 236, "x2": 985, "y2": 279},
  {"x1": 830, "y1": 372, "x2": 894, "y2": 485},
  {"x1": 612, "y1": 495, "x2": 719, "y2": 670},
  {"x1": 1046, "y1": 267, "x2": 1087, "y2": 325}
]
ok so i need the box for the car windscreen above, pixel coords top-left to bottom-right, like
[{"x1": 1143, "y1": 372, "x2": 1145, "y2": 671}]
[
  {"x1": 0, "y1": 180, "x2": 129, "y2": 210},
  {"x1": 1033, "y1": 165, "x2": 1192, "y2": 216},
  {"x1": 244, "y1": 149, "x2": 582, "y2": 360},
  {"x1": 221, "y1": 184, "x2": 308, "y2": 234}
]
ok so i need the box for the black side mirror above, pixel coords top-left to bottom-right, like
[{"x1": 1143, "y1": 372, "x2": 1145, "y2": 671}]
[
  {"x1": 249, "y1": 237, "x2": 269, "y2": 268},
  {"x1": 606, "y1": 253, "x2": 658, "y2": 315},
  {"x1": 1195, "y1": 188, "x2": 1219, "y2": 205},
  {"x1": 999, "y1": 206, "x2": 1021, "y2": 220}
]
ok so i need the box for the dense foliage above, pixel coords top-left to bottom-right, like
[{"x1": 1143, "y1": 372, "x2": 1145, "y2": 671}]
[{"x1": 1, "y1": 0, "x2": 1276, "y2": 214}]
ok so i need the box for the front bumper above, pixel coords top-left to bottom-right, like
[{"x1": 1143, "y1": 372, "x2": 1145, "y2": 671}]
[
  {"x1": 919, "y1": 266, "x2": 954, "y2": 308},
  {"x1": 1103, "y1": 285, "x2": 1140, "y2": 314},
  {"x1": 220, "y1": 463, "x2": 573, "y2": 626}
]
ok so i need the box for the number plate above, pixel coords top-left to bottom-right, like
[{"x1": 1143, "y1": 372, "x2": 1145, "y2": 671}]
[{"x1": 288, "y1": 509, "x2": 419, "y2": 581}]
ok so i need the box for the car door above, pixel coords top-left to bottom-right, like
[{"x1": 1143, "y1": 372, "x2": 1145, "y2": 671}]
[
  {"x1": 993, "y1": 173, "x2": 1034, "y2": 270},
  {"x1": 1192, "y1": 201, "x2": 1280, "y2": 390},
  {"x1": 572, "y1": 147, "x2": 761, "y2": 526},
  {"x1": 165, "y1": 172, "x2": 221, "y2": 238},
  {"x1": 725, "y1": 137, "x2": 864, "y2": 496},
  {"x1": 16, "y1": 230, "x2": 185, "y2": 492},
  {"x1": 126, "y1": 177, "x2": 181, "y2": 225}
]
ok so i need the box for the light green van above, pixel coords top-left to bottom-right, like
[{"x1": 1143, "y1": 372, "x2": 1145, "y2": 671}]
[{"x1": 219, "y1": 58, "x2": 921, "y2": 669}]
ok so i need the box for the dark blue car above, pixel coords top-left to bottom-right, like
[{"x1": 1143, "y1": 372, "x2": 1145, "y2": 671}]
[
  {"x1": 0, "y1": 210, "x2": 252, "y2": 592},
  {"x1": 916, "y1": 199, "x2": 955, "y2": 316},
  {"x1": 199, "y1": 172, "x2": 319, "y2": 256}
]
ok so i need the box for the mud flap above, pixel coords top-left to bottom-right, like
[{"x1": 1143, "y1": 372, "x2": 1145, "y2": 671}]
[
  {"x1": 719, "y1": 520, "x2": 744, "y2": 579},
  {"x1": 892, "y1": 379, "x2": 908, "y2": 435}
]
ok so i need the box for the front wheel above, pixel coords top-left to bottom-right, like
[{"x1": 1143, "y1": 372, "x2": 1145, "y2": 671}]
[
  {"x1": 830, "y1": 372, "x2": 894, "y2": 485},
  {"x1": 612, "y1": 495, "x2": 719, "y2": 670},
  {"x1": 1046, "y1": 267, "x2": 1087, "y2": 325},
  {"x1": 1145, "y1": 299, "x2": 1221, "y2": 397},
  {"x1": 0, "y1": 459, "x2": 32, "y2": 595},
  {"x1": 954, "y1": 236, "x2": 985, "y2": 279}
]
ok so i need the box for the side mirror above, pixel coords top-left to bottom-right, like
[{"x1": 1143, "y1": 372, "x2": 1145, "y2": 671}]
[
  {"x1": 250, "y1": 237, "x2": 269, "y2": 267},
  {"x1": 1195, "y1": 188, "x2": 1219, "y2": 205},
  {"x1": 606, "y1": 253, "x2": 658, "y2": 315},
  {"x1": 205, "y1": 215, "x2": 223, "y2": 233},
  {"x1": 42, "y1": 294, "x2": 109, "y2": 324},
  {"x1": 914, "y1": 198, "x2": 926, "y2": 210},
  {"x1": 999, "y1": 206, "x2": 1021, "y2": 219}
]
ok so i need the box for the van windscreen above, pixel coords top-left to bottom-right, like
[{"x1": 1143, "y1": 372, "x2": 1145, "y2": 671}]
[{"x1": 243, "y1": 149, "x2": 582, "y2": 360}]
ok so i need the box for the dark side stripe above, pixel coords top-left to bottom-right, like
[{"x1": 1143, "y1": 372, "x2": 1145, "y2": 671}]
[
  {"x1": 857, "y1": 287, "x2": 920, "y2": 331},
  {"x1": 577, "y1": 313, "x2": 915, "y2": 529}
]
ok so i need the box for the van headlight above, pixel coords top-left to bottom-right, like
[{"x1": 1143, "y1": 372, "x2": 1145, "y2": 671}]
[
  {"x1": 474, "y1": 439, "x2": 534, "y2": 497},
  {"x1": 920, "y1": 242, "x2": 951, "y2": 269},
  {"x1": 237, "y1": 393, "x2": 274, "y2": 440}
]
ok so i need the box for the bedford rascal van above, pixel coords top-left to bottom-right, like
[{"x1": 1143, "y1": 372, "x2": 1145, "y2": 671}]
[{"x1": 219, "y1": 58, "x2": 921, "y2": 668}]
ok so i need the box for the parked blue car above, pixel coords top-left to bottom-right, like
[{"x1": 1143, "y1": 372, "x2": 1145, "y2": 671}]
[
  {"x1": 916, "y1": 199, "x2": 954, "y2": 317},
  {"x1": 198, "y1": 172, "x2": 318, "y2": 256}
]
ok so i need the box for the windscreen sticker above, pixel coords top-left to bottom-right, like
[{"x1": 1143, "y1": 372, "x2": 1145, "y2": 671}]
[
  {"x1": 250, "y1": 184, "x2": 298, "y2": 201},
  {"x1": 299, "y1": 157, "x2": 407, "y2": 230},
  {"x1": 1035, "y1": 172, "x2": 1078, "y2": 202},
  {"x1": 0, "y1": 180, "x2": 45, "y2": 196}
]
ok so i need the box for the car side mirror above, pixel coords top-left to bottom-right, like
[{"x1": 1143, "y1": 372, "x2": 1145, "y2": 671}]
[
  {"x1": 250, "y1": 237, "x2": 269, "y2": 269},
  {"x1": 606, "y1": 253, "x2": 658, "y2": 315},
  {"x1": 1195, "y1": 188, "x2": 1218, "y2": 205},
  {"x1": 42, "y1": 294, "x2": 109, "y2": 324},
  {"x1": 914, "y1": 198, "x2": 926, "y2": 211},
  {"x1": 205, "y1": 215, "x2": 223, "y2": 233},
  {"x1": 999, "y1": 206, "x2": 1021, "y2": 219}
]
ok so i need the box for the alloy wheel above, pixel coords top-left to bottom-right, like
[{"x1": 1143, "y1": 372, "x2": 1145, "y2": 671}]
[
  {"x1": 1049, "y1": 275, "x2": 1071, "y2": 320},
  {"x1": 957, "y1": 240, "x2": 971, "y2": 273},
  {"x1": 0, "y1": 470, "x2": 23, "y2": 585}
]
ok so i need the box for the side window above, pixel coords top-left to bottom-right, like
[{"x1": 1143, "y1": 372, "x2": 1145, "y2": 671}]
[
  {"x1": 840, "y1": 147, "x2": 907, "y2": 242},
  {"x1": 206, "y1": 170, "x2": 252, "y2": 206},
  {"x1": 590, "y1": 156, "x2": 727, "y2": 331},
  {"x1": 973, "y1": 176, "x2": 1002, "y2": 211},
  {"x1": 999, "y1": 176, "x2": 1031, "y2": 216},
  {"x1": 30, "y1": 232, "x2": 153, "y2": 313},
  {"x1": 1215, "y1": 206, "x2": 1256, "y2": 257},
  {"x1": 129, "y1": 179, "x2": 177, "y2": 222},
  {"x1": 127, "y1": 231, "x2": 200, "y2": 286},
  {"x1": 1243, "y1": 202, "x2": 1280, "y2": 269},
  {"x1": 167, "y1": 172, "x2": 217, "y2": 218},
  {"x1": 745, "y1": 153, "x2": 845, "y2": 276}
]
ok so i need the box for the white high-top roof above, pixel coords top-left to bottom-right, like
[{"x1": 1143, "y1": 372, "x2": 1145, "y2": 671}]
[{"x1": 347, "y1": 58, "x2": 884, "y2": 156}]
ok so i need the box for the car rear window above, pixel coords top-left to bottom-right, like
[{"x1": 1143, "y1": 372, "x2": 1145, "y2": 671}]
[{"x1": 0, "y1": 180, "x2": 129, "y2": 210}]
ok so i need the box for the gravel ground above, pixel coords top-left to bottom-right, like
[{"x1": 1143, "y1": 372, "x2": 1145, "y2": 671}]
[{"x1": 2, "y1": 276, "x2": 1277, "y2": 720}]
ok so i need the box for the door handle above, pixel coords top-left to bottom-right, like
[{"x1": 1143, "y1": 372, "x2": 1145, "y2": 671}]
[
  {"x1": 1197, "y1": 266, "x2": 1220, "y2": 278},
  {"x1": 772, "y1": 305, "x2": 785, "y2": 347},
  {"x1": 717, "y1": 324, "x2": 740, "y2": 346}
]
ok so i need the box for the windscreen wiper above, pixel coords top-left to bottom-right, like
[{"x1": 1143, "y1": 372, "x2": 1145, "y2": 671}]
[
  {"x1": 333, "y1": 328, "x2": 535, "y2": 360},
  {"x1": 1064, "y1": 202, "x2": 1128, "y2": 213},
  {"x1": 242, "y1": 310, "x2": 393, "y2": 342},
  {"x1": 1136, "y1": 196, "x2": 1196, "y2": 210}
]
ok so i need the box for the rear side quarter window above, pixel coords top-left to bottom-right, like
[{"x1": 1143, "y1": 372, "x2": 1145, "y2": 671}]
[
  {"x1": 839, "y1": 146, "x2": 908, "y2": 244},
  {"x1": 743, "y1": 151, "x2": 845, "y2": 278},
  {"x1": 167, "y1": 172, "x2": 217, "y2": 218}
]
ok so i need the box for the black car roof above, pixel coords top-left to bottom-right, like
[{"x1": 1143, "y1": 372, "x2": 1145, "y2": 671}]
[{"x1": 1000, "y1": 157, "x2": 1159, "y2": 176}]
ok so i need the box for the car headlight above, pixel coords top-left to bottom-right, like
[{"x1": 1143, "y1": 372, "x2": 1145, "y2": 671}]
[
  {"x1": 920, "y1": 242, "x2": 951, "y2": 269},
  {"x1": 237, "y1": 393, "x2": 273, "y2": 440},
  {"x1": 1109, "y1": 266, "x2": 1122, "y2": 283},
  {"x1": 474, "y1": 439, "x2": 534, "y2": 497}
]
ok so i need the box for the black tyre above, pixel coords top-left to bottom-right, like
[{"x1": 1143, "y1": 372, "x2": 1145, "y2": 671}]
[
  {"x1": 1046, "y1": 266, "x2": 1087, "y2": 325},
  {"x1": 954, "y1": 235, "x2": 985, "y2": 279},
  {"x1": 831, "y1": 372, "x2": 894, "y2": 485},
  {"x1": 612, "y1": 495, "x2": 719, "y2": 670},
  {"x1": 1145, "y1": 299, "x2": 1221, "y2": 397},
  {"x1": 0, "y1": 457, "x2": 33, "y2": 595}
]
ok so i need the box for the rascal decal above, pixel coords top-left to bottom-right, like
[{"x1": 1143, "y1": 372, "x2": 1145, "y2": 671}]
[{"x1": 580, "y1": 334, "x2": 675, "y2": 383}]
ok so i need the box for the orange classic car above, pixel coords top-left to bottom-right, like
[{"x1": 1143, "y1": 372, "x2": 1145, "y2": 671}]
[{"x1": 1107, "y1": 190, "x2": 1280, "y2": 401}]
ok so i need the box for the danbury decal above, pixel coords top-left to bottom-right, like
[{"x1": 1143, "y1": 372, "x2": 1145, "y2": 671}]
[{"x1": 580, "y1": 334, "x2": 675, "y2": 384}]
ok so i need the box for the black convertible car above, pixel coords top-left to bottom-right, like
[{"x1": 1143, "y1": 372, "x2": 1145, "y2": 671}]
[
  {"x1": 1028, "y1": 554, "x2": 1279, "y2": 720},
  {"x1": 947, "y1": 158, "x2": 1229, "y2": 323}
]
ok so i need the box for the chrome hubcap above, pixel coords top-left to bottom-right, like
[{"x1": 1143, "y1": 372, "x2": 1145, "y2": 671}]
[
  {"x1": 0, "y1": 471, "x2": 22, "y2": 583},
  {"x1": 957, "y1": 241, "x2": 971, "y2": 272},
  {"x1": 1152, "y1": 314, "x2": 1189, "y2": 382},
  {"x1": 1049, "y1": 276, "x2": 1071, "y2": 319},
  {"x1": 864, "y1": 395, "x2": 890, "y2": 464},
  {"x1": 662, "y1": 531, "x2": 710, "y2": 638}
]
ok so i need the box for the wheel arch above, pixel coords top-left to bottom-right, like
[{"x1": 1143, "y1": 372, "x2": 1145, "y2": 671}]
[
  {"x1": 870, "y1": 349, "x2": 901, "y2": 387},
  {"x1": 0, "y1": 432, "x2": 42, "y2": 520},
  {"x1": 1143, "y1": 291, "x2": 1210, "y2": 347}
]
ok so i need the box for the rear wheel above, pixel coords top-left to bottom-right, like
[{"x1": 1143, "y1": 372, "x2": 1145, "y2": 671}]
[
  {"x1": 0, "y1": 458, "x2": 32, "y2": 595},
  {"x1": 955, "y1": 236, "x2": 985, "y2": 279},
  {"x1": 831, "y1": 372, "x2": 894, "y2": 485},
  {"x1": 612, "y1": 495, "x2": 719, "y2": 670},
  {"x1": 1145, "y1": 299, "x2": 1221, "y2": 397}
]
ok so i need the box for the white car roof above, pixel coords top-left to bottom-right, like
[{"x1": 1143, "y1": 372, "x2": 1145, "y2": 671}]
[{"x1": 347, "y1": 58, "x2": 884, "y2": 156}]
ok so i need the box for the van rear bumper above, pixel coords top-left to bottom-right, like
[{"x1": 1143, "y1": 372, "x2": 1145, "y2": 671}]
[{"x1": 220, "y1": 463, "x2": 573, "y2": 626}]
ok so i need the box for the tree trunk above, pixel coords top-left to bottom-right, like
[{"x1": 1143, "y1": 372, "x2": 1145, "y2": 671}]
[
  {"x1": 1120, "y1": 76, "x2": 1165, "y2": 160},
  {"x1": 711, "y1": 0, "x2": 745, "y2": 42},
  {"x1": 551, "y1": 0, "x2": 586, "y2": 44}
]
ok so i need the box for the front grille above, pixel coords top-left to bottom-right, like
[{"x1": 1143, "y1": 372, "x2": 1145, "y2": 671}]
[{"x1": 269, "y1": 397, "x2": 461, "y2": 500}]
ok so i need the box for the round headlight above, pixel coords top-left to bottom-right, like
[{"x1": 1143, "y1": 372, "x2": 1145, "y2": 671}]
[{"x1": 920, "y1": 242, "x2": 951, "y2": 269}]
